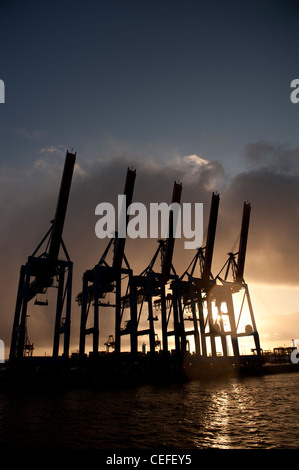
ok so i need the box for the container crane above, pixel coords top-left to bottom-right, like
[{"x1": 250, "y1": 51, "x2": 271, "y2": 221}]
[
  {"x1": 9, "y1": 150, "x2": 76, "y2": 360},
  {"x1": 77, "y1": 167, "x2": 136, "y2": 358},
  {"x1": 214, "y1": 201, "x2": 261, "y2": 358},
  {"x1": 179, "y1": 192, "x2": 220, "y2": 357},
  {"x1": 121, "y1": 181, "x2": 184, "y2": 357}
]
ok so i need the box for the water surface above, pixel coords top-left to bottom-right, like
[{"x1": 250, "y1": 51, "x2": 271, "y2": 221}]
[{"x1": 0, "y1": 373, "x2": 298, "y2": 449}]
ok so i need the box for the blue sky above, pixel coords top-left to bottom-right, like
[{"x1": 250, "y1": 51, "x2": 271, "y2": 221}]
[
  {"x1": 0, "y1": 0, "x2": 298, "y2": 172},
  {"x1": 0, "y1": 0, "x2": 299, "y2": 354}
]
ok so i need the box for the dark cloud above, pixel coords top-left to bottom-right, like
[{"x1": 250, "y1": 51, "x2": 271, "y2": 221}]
[
  {"x1": 244, "y1": 141, "x2": 299, "y2": 174},
  {"x1": 225, "y1": 142, "x2": 299, "y2": 285}
]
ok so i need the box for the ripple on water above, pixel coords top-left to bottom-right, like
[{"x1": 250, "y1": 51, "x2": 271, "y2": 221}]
[{"x1": 0, "y1": 373, "x2": 299, "y2": 448}]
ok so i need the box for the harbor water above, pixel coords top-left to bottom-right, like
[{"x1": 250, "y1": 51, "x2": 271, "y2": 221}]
[{"x1": 0, "y1": 372, "x2": 298, "y2": 449}]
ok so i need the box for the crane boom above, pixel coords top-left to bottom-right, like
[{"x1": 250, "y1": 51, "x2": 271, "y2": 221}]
[
  {"x1": 48, "y1": 151, "x2": 76, "y2": 266},
  {"x1": 161, "y1": 181, "x2": 182, "y2": 281},
  {"x1": 112, "y1": 167, "x2": 136, "y2": 272},
  {"x1": 27, "y1": 150, "x2": 76, "y2": 301},
  {"x1": 235, "y1": 201, "x2": 251, "y2": 284},
  {"x1": 202, "y1": 192, "x2": 219, "y2": 283}
]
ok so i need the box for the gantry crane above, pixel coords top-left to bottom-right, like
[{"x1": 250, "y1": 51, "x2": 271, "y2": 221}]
[
  {"x1": 180, "y1": 192, "x2": 220, "y2": 356},
  {"x1": 9, "y1": 150, "x2": 76, "y2": 360},
  {"x1": 120, "y1": 181, "x2": 184, "y2": 357},
  {"x1": 215, "y1": 201, "x2": 261, "y2": 357},
  {"x1": 77, "y1": 167, "x2": 136, "y2": 358}
]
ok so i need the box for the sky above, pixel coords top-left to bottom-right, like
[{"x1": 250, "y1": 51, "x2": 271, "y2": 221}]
[{"x1": 0, "y1": 0, "x2": 299, "y2": 357}]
